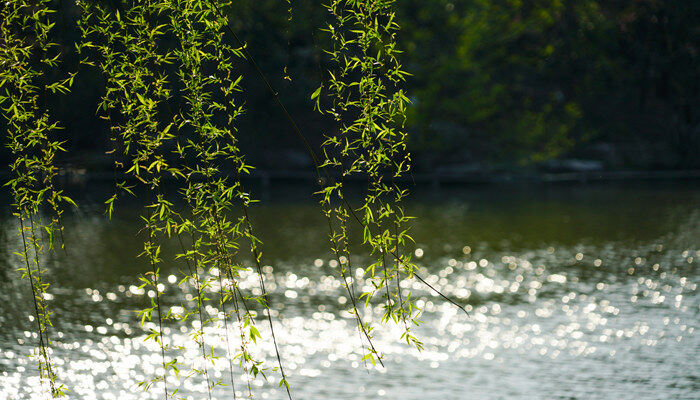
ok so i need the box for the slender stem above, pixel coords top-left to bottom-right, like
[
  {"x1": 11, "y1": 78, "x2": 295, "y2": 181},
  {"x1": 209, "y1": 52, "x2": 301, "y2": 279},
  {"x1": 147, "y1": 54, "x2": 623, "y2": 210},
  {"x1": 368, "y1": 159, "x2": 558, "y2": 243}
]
[
  {"x1": 145, "y1": 216, "x2": 168, "y2": 399},
  {"x1": 381, "y1": 243, "x2": 392, "y2": 314},
  {"x1": 175, "y1": 233, "x2": 213, "y2": 400},
  {"x1": 239, "y1": 202, "x2": 293, "y2": 400},
  {"x1": 408, "y1": 269, "x2": 470, "y2": 317},
  {"x1": 394, "y1": 222, "x2": 408, "y2": 329},
  {"x1": 19, "y1": 214, "x2": 52, "y2": 394},
  {"x1": 207, "y1": 0, "x2": 322, "y2": 174},
  {"x1": 205, "y1": 217, "x2": 240, "y2": 400},
  {"x1": 230, "y1": 277, "x2": 254, "y2": 398},
  {"x1": 215, "y1": 269, "x2": 237, "y2": 400},
  {"x1": 27, "y1": 213, "x2": 58, "y2": 395},
  {"x1": 325, "y1": 216, "x2": 384, "y2": 368}
]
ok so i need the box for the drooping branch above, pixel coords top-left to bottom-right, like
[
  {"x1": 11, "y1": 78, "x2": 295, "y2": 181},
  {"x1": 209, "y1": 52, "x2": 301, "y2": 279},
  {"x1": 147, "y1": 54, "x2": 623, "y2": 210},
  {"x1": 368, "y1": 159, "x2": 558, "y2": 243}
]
[{"x1": 0, "y1": 0, "x2": 74, "y2": 396}]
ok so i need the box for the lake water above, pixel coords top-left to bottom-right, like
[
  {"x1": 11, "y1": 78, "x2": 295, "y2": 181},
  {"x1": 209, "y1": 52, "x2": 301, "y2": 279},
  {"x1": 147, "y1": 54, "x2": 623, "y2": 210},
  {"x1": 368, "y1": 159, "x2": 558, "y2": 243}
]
[{"x1": 0, "y1": 182, "x2": 698, "y2": 399}]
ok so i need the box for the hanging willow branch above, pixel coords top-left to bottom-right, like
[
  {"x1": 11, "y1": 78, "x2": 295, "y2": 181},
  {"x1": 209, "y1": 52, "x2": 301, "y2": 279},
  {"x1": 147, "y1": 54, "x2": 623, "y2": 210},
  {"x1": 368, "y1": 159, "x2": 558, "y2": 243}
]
[
  {"x1": 1, "y1": 1, "x2": 471, "y2": 399},
  {"x1": 169, "y1": 0, "x2": 292, "y2": 397},
  {"x1": 0, "y1": 0, "x2": 75, "y2": 397},
  {"x1": 210, "y1": 0, "x2": 468, "y2": 367},
  {"x1": 314, "y1": 0, "x2": 424, "y2": 359},
  {"x1": 77, "y1": 0, "x2": 178, "y2": 395},
  {"x1": 78, "y1": 0, "x2": 294, "y2": 397}
]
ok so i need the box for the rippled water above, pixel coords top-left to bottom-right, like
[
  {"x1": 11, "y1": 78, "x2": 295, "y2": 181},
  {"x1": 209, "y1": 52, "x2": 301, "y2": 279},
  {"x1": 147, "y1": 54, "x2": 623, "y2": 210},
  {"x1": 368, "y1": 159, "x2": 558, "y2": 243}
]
[{"x1": 0, "y1": 182, "x2": 698, "y2": 399}]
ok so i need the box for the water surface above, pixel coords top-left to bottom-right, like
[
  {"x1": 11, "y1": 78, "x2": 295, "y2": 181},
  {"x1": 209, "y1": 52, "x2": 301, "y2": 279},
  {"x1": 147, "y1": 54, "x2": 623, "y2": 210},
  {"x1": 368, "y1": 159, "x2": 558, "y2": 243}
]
[{"x1": 0, "y1": 182, "x2": 698, "y2": 399}]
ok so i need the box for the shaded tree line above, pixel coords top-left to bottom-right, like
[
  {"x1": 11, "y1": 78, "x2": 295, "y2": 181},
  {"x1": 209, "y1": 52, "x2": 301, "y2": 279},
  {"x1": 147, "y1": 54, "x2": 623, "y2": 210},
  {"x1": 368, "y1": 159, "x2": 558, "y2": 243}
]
[{"x1": 1, "y1": 0, "x2": 697, "y2": 172}]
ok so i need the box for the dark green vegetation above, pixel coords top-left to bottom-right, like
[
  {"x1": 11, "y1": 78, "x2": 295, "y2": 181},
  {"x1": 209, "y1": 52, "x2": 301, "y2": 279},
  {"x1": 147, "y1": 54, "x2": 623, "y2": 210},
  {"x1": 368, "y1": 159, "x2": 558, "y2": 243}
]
[
  {"x1": 0, "y1": 0, "x2": 428, "y2": 398},
  {"x1": 0, "y1": 0, "x2": 697, "y2": 399},
  {"x1": 399, "y1": 0, "x2": 699, "y2": 168},
  {"x1": 1, "y1": 0, "x2": 698, "y2": 171}
]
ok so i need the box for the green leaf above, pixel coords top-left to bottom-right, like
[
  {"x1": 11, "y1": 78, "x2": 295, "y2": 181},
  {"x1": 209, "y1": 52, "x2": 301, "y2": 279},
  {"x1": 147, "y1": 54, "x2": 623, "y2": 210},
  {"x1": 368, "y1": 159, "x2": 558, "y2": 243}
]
[{"x1": 310, "y1": 85, "x2": 322, "y2": 100}]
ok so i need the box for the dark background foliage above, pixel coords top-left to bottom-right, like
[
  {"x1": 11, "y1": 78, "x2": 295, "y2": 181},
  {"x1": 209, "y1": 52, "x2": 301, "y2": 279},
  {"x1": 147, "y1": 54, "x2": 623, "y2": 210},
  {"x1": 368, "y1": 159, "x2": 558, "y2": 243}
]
[{"x1": 2, "y1": 0, "x2": 698, "y2": 173}]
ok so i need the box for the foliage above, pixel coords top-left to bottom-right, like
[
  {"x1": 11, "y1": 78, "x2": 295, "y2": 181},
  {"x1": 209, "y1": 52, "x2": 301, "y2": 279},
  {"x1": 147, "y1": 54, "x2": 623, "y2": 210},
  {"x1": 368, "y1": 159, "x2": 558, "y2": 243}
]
[
  {"x1": 316, "y1": 0, "x2": 423, "y2": 365},
  {"x1": 396, "y1": 0, "x2": 698, "y2": 167},
  {"x1": 76, "y1": 0, "x2": 292, "y2": 397},
  {"x1": 0, "y1": 0, "x2": 74, "y2": 396},
  {"x1": 3, "y1": 0, "x2": 696, "y2": 170},
  {"x1": 3, "y1": 0, "x2": 696, "y2": 399},
  {"x1": 1, "y1": 0, "x2": 453, "y2": 395}
]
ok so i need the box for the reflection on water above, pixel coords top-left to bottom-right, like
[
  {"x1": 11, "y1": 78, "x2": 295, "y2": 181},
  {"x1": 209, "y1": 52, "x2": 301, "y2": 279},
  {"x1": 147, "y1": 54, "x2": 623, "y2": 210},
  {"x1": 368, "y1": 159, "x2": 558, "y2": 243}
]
[{"x1": 0, "y1": 183, "x2": 698, "y2": 399}]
